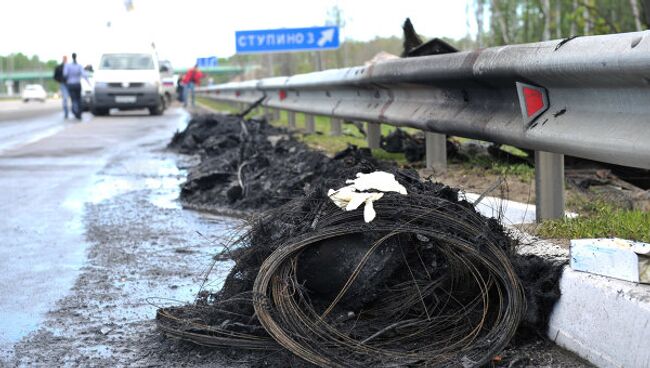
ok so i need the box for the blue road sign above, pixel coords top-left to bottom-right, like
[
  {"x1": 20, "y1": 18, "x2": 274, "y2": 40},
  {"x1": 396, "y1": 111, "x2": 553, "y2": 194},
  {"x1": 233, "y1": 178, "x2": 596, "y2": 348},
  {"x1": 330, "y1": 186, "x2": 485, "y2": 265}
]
[
  {"x1": 235, "y1": 26, "x2": 339, "y2": 54},
  {"x1": 196, "y1": 57, "x2": 218, "y2": 68}
]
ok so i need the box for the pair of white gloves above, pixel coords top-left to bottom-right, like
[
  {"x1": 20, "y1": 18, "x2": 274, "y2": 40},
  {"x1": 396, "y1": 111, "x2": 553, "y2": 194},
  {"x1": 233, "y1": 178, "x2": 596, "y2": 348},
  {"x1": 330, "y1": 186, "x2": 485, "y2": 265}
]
[{"x1": 328, "y1": 171, "x2": 407, "y2": 223}]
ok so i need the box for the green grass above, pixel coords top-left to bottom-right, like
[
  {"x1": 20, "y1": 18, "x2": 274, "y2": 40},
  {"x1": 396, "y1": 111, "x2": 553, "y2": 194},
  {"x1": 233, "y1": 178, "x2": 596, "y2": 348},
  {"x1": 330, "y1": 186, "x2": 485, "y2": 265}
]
[
  {"x1": 197, "y1": 97, "x2": 240, "y2": 114},
  {"x1": 273, "y1": 110, "x2": 410, "y2": 164},
  {"x1": 457, "y1": 153, "x2": 535, "y2": 182},
  {"x1": 537, "y1": 201, "x2": 650, "y2": 242}
]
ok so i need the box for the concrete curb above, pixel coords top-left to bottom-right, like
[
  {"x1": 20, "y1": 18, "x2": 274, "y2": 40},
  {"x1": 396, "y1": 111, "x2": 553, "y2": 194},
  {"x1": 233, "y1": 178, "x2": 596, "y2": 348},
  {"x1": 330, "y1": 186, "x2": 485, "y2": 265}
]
[{"x1": 548, "y1": 268, "x2": 650, "y2": 368}]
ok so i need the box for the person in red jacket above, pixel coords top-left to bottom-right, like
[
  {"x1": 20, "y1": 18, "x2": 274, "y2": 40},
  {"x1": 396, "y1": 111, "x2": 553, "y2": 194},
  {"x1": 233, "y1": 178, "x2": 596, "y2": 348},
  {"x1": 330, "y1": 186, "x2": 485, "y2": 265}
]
[{"x1": 182, "y1": 64, "x2": 204, "y2": 108}]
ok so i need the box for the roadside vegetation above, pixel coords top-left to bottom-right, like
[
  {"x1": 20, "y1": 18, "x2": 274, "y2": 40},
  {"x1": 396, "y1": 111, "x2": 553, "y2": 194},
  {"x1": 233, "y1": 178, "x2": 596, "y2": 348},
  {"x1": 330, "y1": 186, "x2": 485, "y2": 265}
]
[{"x1": 538, "y1": 200, "x2": 650, "y2": 242}]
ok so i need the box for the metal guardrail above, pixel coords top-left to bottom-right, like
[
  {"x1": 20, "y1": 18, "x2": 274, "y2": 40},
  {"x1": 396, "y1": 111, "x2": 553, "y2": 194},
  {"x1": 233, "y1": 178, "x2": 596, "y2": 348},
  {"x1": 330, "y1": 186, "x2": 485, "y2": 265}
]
[{"x1": 197, "y1": 31, "x2": 650, "y2": 221}]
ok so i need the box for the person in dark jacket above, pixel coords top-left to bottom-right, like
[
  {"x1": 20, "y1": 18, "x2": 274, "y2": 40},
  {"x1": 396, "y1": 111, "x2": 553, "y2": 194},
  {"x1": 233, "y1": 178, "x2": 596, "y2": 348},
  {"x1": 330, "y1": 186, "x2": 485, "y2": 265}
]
[
  {"x1": 63, "y1": 53, "x2": 88, "y2": 120},
  {"x1": 176, "y1": 75, "x2": 184, "y2": 103},
  {"x1": 53, "y1": 55, "x2": 69, "y2": 118}
]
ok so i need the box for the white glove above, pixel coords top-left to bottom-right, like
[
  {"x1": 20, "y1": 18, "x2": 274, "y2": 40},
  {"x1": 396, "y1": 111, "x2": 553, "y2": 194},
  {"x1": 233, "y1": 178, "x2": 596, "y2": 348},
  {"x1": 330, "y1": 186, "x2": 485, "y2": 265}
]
[{"x1": 328, "y1": 171, "x2": 407, "y2": 223}]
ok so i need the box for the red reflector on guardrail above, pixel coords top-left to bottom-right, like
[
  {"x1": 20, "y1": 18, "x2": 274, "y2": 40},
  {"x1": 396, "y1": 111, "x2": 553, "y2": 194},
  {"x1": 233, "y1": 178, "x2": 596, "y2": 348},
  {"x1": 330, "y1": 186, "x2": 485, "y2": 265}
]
[
  {"x1": 516, "y1": 82, "x2": 549, "y2": 126},
  {"x1": 235, "y1": 91, "x2": 241, "y2": 97},
  {"x1": 279, "y1": 90, "x2": 287, "y2": 101},
  {"x1": 523, "y1": 87, "x2": 544, "y2": 117}
]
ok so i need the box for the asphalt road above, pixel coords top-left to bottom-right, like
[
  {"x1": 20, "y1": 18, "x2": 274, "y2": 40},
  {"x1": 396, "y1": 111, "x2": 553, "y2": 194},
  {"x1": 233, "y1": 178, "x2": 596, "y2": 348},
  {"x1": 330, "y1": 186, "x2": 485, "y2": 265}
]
[
  {"x1": 0, "y1": 99, "x2": 61, "y2": 122},
  {"x1": 0, "y1": 107, "x2": 242, "y2": 366}
]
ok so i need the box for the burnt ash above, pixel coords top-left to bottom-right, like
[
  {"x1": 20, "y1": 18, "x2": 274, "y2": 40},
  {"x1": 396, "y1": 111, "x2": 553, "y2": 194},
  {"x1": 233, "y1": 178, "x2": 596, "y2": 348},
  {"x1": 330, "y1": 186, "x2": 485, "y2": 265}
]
[
  {"x1": 161, "y1": 113, "x2": 573, "y2": 367},
  {"x1": 170, "y1": 113, "x2": 390, "y2": 211}
]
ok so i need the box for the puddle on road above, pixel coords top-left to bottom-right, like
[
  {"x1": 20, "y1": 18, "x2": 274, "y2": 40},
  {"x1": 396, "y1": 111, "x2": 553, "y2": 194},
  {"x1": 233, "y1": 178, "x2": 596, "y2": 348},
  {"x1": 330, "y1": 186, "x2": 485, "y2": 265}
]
[{"x1": 64, "y1": 154, "x2": 186, "y2": 212}]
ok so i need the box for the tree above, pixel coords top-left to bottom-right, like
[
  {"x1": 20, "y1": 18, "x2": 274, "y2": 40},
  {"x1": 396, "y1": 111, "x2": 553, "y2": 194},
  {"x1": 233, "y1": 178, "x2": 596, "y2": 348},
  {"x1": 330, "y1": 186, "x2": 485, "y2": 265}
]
[{"x1": 630, "y1": 0, "x2": 643, "y2": 31}]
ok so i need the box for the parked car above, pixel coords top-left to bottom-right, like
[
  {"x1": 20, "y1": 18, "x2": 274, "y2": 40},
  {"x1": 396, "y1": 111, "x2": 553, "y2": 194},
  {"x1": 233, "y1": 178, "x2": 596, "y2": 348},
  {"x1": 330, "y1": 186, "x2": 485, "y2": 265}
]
[
  {"x1": 22, "y1": 84, "x2": 47, "y2": 102},
  {"x1": 159, "y1": 60, "x2": 175, "y2": 105},
  {"x1": 92, "y1": 47, "x2": 166, "y2": 116}
]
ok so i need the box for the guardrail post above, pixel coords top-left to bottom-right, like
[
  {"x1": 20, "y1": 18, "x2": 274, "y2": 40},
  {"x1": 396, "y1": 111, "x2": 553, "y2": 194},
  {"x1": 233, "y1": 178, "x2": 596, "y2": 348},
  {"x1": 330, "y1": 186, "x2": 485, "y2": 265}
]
[
  {"x1": 305, "y1": 114, "x2": 315, "y2": 133},
  {"x1": 330, "y1": 118, "x2": 342, "y2": 136},
  {"x1": 288, "y1": 111, "x2": 296, "y2": 129},
  {"x1": 535, "y1": 151, "x2": 565, "y2": 221},
  {"x1": 264, "y1": 106, "x2": 272, "y2": 121},
  {"x1": 367, "y1": 122, "x2": 381, "y2": 149},
  {"x1": 425, "y1": 132, "x2": 447, "y2": 172},
  {"x1": 273, "y1": 109, "x2": 281, "y2": 121}
]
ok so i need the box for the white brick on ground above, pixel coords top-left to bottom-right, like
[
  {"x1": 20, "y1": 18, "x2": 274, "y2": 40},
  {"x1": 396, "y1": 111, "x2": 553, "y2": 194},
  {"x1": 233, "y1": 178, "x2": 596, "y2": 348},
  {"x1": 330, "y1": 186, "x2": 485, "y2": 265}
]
[{"x1": 511, "y1": 228, "x2": 650, "y2": 368}]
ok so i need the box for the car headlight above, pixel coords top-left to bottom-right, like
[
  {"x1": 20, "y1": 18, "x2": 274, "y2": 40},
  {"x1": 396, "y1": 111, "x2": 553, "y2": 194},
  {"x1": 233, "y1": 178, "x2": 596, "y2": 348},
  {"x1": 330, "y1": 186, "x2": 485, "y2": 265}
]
[
  {"x1": 146, "y1": 81, "x2": 160, "y2": 88},
  {"x1": 95, "y1": 82, "x2": 107, "y2": 88}
]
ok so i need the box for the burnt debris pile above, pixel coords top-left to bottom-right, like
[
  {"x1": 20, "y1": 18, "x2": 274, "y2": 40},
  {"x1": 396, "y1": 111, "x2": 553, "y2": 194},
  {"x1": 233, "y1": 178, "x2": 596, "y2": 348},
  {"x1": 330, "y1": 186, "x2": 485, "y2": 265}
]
[
  {"x1": 169, "y1": 114, "x2": 382, "y2": 211},
  {"x1": 160, "y1": 114, "x2": 563, "y2": 367},
  {"x1": 381, "y1": 127, "x2": 534, "y2": 166}
]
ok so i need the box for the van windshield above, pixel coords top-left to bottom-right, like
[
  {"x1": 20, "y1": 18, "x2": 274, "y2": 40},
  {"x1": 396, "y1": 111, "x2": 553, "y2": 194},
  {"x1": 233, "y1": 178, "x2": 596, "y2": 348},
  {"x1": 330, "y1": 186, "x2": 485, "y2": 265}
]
[{"x1": 99, "y1": 53, "x2": 154, "y2": 70}]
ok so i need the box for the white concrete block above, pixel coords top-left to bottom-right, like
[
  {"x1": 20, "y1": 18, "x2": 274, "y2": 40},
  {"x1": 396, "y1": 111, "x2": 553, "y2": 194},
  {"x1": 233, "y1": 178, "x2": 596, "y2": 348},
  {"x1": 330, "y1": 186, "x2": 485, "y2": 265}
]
[
  {"x1": 548, "y1": 267, "x2": 650, "y2": 368},
  {"x1": 571, "y1": 238, "x2": 650, "y2": 284}
]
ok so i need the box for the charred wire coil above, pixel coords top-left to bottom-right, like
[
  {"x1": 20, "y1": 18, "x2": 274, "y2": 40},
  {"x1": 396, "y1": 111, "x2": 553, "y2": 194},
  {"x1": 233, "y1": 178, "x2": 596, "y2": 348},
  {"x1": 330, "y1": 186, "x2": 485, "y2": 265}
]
[{"x1": 157, "y1": 170, "x2": 528, "y2": 367}]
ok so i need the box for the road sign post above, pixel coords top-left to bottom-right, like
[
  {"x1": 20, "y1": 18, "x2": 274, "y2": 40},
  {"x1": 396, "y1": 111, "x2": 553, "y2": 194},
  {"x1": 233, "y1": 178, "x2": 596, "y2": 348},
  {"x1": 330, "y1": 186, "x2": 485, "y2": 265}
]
[{"x1": 196, "y1": 57, "x2": 218, "y2": 68}]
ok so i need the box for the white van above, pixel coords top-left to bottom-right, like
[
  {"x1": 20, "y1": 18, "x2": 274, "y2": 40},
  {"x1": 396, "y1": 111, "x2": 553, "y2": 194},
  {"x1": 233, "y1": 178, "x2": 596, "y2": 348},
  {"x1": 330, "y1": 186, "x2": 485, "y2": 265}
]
[{"x1": 92, "y1": 50, "x2": 166, "y2": 116}]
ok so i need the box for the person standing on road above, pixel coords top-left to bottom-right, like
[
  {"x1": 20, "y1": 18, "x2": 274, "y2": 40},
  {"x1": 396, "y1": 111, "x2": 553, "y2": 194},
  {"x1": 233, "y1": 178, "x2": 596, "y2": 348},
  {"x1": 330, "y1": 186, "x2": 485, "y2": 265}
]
[
  {"x1": 53, "y1": 55, "x2": 69, "y2": 119},
  {"x1": 63, "y1": 53, "x2": 87, "y2": 120},
  {"x1": 182, "y1": 64, "x2": 204, "y2": 108},
  {"x1": 176, "y1": 75, "x2": 185, "y2": 103}
]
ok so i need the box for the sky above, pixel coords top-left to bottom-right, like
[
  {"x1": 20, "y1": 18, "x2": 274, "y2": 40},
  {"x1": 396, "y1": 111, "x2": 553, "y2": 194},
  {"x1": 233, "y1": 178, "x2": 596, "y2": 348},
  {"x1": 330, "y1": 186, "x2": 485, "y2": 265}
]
[{"x1": 0, "y1": 0, "x2": 476, "y2": 68}]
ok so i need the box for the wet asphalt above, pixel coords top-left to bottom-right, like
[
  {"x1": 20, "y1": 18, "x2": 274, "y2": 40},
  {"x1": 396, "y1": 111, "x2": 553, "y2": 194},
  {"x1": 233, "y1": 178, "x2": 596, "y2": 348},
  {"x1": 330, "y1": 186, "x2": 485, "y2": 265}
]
[{"x1": 0, "y1": 107, "x2": 242, "y2": 366}]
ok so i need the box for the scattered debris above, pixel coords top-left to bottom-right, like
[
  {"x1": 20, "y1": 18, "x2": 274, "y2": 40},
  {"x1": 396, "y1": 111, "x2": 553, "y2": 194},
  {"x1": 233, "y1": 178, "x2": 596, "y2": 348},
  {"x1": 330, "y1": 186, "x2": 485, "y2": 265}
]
[
  {"x1": 401, "y1": 18, "x2": 458, "y2": 57},
  {"x1": 160, "y1": 115, "x2": 567, "y2": 367},
  {"x1": 554, "y1": 35, "x2": 580, "y2": 51},
  {"x1": 565, "y1": 168, "x2": 650, "y2": 211},
  {"x1": 380, "y1": 128, "x2": 531, "y2": 165},
  {"x1": 169, "y1": 114, "x2": 387, "y2": 212},
  {"x1": 380, "y1": 128, "x2": 428, "y2": 162}
]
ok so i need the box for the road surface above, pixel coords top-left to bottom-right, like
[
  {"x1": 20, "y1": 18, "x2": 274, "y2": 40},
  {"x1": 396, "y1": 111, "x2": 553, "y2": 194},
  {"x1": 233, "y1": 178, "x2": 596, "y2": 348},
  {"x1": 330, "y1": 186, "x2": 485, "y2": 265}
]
[
  {"x1": 0, "y1": 99, "x2": 61, "y2": 122},
  {"x1": 0, "y1": 108, "x2": 240, "y2": 366}
]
